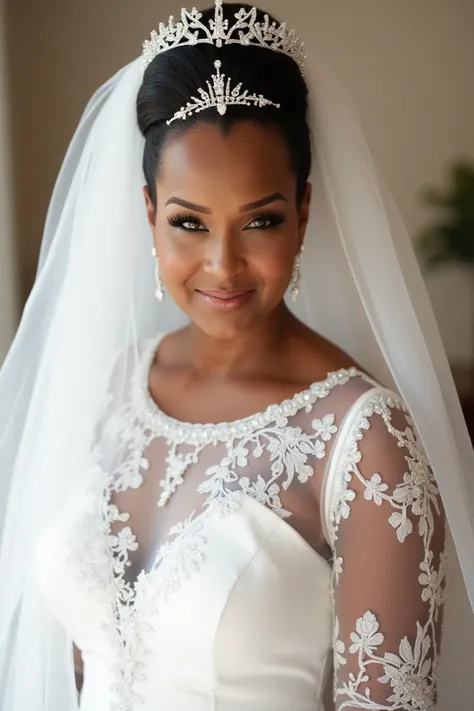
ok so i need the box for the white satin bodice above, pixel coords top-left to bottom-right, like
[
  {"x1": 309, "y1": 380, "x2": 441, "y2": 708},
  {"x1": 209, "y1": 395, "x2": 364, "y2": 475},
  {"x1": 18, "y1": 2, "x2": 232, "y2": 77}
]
[{"x1": 38, "y1": 493, "x2": 333, "y2": 711}]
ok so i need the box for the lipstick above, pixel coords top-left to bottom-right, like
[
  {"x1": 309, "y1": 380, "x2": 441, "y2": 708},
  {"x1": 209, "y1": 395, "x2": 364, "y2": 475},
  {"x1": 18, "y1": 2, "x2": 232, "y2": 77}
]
[{"x1": 196, "y1": 289, "x2": 254, "y2": 311}]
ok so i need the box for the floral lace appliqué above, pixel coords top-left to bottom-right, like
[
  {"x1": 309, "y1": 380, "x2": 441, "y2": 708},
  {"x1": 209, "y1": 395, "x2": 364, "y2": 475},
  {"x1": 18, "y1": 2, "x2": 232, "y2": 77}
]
[
  {"x1": 198, "y1": 414, "x2": 338, "y2": 518},
  {"x1": 329, "y1": 391, "x2": 446, "y2": 711}
]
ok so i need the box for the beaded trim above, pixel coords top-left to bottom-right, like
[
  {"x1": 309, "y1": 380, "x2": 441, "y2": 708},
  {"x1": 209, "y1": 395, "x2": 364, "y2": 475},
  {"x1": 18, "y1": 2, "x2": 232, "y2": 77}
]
[{"x1": 133, "y1": 335, "x2": 369, "y2": 445}]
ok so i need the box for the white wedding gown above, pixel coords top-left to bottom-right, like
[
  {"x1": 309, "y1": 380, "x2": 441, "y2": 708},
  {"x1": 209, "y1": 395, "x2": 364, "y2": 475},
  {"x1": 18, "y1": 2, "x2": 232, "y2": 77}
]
[{"x1": 36, "y1": 334, "x2": 445, "y2": 711}]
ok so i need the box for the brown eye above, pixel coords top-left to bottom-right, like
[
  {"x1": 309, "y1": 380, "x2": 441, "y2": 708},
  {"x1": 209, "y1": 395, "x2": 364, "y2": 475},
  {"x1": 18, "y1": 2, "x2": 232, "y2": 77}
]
[
  {"x1": 167, "y1": 214, "x2": 207, "y2": 232},
  {"x1": 182, "y1": 220, "x2": 203, "y2": 231},
  {"x1": 249, "y1": 216, "x2": 272, "y2": 229},
  {"x1": 244, "y1": 212, "x2": 286, "y2": 231}
]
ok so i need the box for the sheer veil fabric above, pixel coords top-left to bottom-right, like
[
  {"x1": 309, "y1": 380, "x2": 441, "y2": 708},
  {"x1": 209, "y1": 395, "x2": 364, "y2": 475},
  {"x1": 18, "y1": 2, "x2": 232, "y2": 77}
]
[{"x1": 0, "y1": 52, "x2": 473, "y2": 710}]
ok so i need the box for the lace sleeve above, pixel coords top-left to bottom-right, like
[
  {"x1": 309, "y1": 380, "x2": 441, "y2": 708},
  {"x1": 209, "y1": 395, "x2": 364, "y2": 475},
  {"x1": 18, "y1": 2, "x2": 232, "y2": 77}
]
[{"x1": 324, "y1": 389, "x2": 446, "y2": 710}]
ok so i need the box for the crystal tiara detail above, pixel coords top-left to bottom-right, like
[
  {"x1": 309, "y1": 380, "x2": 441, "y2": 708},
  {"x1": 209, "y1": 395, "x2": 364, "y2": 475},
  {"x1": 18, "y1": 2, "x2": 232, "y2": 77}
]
[
  {"x1": 166, "y1": 59, "x2": 280, "y2": 125},
  {"x1": 142, "y1": 0, "x2": 305, "y2": 74}
]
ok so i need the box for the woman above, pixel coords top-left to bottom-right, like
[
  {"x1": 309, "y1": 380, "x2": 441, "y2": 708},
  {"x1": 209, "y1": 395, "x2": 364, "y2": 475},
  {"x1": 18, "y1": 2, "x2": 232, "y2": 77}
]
[{"x1": 0, "y1": 2, "x2": 473, "y2": 710}]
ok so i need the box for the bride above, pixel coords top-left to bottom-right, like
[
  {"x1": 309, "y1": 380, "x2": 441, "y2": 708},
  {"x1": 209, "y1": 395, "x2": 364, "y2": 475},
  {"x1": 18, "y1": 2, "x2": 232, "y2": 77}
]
[{"x1": 1, "y1": 2, "x2": 473, "y2": 710}]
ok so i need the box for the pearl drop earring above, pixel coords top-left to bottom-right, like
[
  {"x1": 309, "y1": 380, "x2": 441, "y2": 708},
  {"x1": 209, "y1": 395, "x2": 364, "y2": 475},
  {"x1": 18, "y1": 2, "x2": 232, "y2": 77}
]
[
  {"x1": 152, "y1": 246, "x2": 165, "y2": 302},
  {"x1": 290, "y1": 244, "x2": 305, "y2": 302}
]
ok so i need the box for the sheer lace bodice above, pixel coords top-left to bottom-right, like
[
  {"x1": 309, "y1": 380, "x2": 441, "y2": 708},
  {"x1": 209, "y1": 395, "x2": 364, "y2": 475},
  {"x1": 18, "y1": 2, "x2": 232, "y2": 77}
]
[{"x1": 36, "y1": 335, "x2": 445, "y2": 711}]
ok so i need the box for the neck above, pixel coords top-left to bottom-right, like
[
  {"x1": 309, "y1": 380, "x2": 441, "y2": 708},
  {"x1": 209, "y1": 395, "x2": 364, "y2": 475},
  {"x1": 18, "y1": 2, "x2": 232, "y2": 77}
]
[{"x1": 183, "y1": 302, "x2": 296, "y2": 379}]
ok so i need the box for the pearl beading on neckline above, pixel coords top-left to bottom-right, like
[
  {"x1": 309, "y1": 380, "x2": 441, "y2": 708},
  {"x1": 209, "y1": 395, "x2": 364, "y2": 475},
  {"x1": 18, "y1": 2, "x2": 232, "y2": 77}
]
[{"x1": 133, "y1": 336, "x2": 366, "y2": 445}]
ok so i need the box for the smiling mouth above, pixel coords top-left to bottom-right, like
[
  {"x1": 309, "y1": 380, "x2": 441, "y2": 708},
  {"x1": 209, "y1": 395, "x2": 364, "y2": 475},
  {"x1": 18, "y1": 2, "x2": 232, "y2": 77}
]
[{"x1": 196, "y1": 289, "x2": 255, "y2": 311}]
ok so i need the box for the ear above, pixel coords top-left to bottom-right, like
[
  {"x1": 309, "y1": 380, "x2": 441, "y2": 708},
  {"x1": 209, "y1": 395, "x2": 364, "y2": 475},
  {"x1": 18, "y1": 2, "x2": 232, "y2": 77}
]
[
  {"x1": 143, "y1": 185, "x2": 156, "y2": 229},
  {"x1": 298, "y1": 182, "x2": 312, "y2": 250}
]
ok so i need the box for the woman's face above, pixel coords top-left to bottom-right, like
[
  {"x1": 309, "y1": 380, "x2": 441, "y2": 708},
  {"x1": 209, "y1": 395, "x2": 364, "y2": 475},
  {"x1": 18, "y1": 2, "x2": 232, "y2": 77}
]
[{"x1": 144, "y1": 121, "x2": 311, "y2": 340}]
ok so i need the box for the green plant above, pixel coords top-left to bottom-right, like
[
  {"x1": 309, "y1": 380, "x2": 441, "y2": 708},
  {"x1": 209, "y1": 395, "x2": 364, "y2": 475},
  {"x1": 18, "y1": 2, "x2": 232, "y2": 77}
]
[{"x1": 417, "y1": 161, "x2": 474, "y2": 270}]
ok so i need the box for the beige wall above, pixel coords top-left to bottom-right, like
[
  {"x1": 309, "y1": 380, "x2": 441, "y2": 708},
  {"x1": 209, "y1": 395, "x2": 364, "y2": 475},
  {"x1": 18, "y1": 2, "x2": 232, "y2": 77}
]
[{"x1": 0, "y1": 0, "x2": 18, "y2": 363}]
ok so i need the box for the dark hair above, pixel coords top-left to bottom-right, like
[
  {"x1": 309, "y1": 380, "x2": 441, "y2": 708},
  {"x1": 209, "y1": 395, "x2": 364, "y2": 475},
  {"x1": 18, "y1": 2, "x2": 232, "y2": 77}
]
[{"x1": 136, "y1": 4, "x2": 311, "y2": 210}]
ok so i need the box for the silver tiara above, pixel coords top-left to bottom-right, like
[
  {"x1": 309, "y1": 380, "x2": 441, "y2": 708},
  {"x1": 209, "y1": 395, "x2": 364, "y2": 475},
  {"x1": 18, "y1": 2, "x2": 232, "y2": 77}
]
[
  {"x1": 142, "y1": 1, "x2": 304, "y2": 123},
  {"x1": 142, "y1": 1, "x2": 305, "y2": 73},
  {"x1": 166, "y1": 59, "x2": 280, "y2": 125}
]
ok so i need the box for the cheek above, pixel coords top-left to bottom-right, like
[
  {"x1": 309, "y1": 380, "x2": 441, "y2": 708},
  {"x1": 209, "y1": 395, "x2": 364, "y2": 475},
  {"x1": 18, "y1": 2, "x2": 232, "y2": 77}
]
[
  {"x1": 249, "y1": 235, "x2": 297, "y2": 286},
  {"x1": 155, "y1": 231, "x2": 200, "y2": 278}
]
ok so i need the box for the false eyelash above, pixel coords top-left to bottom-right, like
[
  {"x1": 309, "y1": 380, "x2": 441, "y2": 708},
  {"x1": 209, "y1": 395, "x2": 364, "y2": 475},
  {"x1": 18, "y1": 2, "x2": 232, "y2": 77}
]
[
  {"x1": 167, "y1": 210, "x2": 287, "y2": 232},
  {"x1": 246, "y1": 211, "x2": 286, "y2": 229},
  {"x1": 167, "y1": 213, "x2": 205, "y2": 229}
]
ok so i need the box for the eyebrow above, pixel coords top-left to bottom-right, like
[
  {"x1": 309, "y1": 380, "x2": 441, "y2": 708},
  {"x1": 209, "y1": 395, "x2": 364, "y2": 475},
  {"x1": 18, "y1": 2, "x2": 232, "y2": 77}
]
[
  {"x1": 239, "y1": 193, "x2": 288, "y2": 213},
  {"x1": 165, "y1": 197, "x2": 212, "y2": 214},
  {"x1": 164, "y1": 192, "x2": 288, "y2": 215}
]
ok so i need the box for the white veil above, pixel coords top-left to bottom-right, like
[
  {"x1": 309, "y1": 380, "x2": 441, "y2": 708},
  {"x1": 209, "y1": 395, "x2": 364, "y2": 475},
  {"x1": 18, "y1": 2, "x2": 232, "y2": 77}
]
[{"x1": 0, "y1": 50, "x2": 473, "y2": 710}]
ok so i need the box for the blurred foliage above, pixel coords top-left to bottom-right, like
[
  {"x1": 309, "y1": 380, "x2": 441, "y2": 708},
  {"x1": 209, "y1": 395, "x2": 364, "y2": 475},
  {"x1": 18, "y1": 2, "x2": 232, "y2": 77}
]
[{"x1": 417, "y1": 161, "x2": 474, "y2": 270}]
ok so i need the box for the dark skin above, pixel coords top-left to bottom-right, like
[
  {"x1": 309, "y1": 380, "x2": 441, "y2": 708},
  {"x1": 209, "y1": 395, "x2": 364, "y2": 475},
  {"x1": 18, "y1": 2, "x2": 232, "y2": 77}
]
[{"x1": 144, "y1": 121, "x2": 361, "y2": 425}]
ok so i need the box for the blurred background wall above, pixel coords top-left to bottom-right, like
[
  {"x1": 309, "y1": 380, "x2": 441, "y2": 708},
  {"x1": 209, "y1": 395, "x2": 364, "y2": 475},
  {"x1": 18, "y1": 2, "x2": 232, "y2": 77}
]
[
  {"x1": 0, "y1": 0, "x2": 18, "y2": 363},
  {"x1": 2, "y1": 0, "x2": 474, "y2": 707}
]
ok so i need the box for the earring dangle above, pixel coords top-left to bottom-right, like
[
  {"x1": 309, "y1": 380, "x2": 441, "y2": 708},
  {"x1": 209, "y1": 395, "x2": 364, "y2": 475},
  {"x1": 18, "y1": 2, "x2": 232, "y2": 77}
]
[
  {"x1": 152, "y1": 246, "x2": 165, "y2": 302},
  {"x1": 290, "y1": 244, "x2": 305, "y2": 302}
]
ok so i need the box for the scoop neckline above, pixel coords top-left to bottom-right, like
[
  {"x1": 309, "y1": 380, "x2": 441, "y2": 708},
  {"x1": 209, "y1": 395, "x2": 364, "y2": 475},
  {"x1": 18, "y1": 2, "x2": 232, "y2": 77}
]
[{"x1": 135, "y1": 333, "x2": 367, "y2": 442}]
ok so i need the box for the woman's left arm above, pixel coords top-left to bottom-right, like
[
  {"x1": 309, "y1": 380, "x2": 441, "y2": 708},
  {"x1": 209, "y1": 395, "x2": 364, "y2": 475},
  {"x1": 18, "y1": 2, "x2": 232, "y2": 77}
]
[{"x1": 328, "y1": 392, "x2": 446, "y2": 710}]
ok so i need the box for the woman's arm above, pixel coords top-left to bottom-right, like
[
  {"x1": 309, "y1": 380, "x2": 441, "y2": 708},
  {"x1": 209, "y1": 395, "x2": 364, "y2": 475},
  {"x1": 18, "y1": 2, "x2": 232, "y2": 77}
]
[{"x1": 328, "y1": 392, "x2": 445, "y2": 710}]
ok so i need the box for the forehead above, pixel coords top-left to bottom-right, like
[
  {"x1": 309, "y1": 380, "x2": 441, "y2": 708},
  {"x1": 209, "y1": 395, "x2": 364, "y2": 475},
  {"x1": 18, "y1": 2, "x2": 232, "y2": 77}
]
[{"x1": 157, "y1": 122, "x2": 296, "y2": 207}]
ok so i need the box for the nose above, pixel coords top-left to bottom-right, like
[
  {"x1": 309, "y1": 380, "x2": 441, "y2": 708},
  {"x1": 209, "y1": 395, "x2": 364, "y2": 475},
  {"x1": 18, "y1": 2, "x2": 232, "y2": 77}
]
[{"x1": 202, "y1": 233, "x2": 245, "y2": 282}]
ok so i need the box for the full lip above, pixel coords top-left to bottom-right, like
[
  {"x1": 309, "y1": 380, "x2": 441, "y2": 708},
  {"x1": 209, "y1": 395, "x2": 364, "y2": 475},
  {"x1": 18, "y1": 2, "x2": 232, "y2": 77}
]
[
  {"x1": 195, "y1": 288, "x2": 255, "y2": 311},
  {"x1": 196, "y1": 288, "x2": 255, "y2": 300}
]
